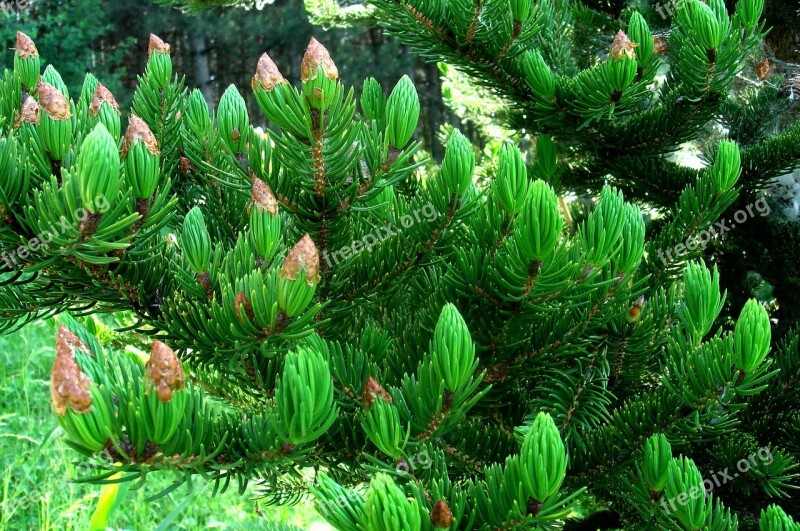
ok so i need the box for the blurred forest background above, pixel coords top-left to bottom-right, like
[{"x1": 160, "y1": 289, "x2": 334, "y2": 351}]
[
  {"x1": 0, "y1": 0, "x2": 484, "y2": 161},
  {"x1": 0, "y1": 0, "x2": 798, "y2": 529},
  {"x1": 1, "y1": 0, "x2": 798, "y2": 161}
]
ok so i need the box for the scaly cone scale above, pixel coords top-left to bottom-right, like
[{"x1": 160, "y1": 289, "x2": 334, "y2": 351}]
[
  {"x1": 251, "y1": 53, "x2": 287, "y2": 93},
  {"x1": 16, "y1": 96, "x2": 40, "y2": 127},
  {"x1": 610, "y1": 30, "x2": 639, "y2": 61}
]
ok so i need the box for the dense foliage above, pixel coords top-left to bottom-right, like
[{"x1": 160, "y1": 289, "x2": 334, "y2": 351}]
[{"x1": 2, "y1": 0, "x2": 800, "y2": 529}]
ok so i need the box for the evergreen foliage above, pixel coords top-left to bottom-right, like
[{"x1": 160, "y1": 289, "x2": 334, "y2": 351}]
[{"x1": 2, "y1": 0, "x2": 800, "y2": 528}]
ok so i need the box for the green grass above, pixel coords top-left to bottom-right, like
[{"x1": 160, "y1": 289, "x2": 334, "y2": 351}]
[{"x1": 0, "y1": 320, "x2": 331, "y2": 530}]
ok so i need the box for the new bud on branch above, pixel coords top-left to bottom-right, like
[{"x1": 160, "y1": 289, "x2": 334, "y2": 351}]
[
  {"x1": 496, "y1": 143, "x2": 528, "y2": 215},
  {"x1": 610, "y1": 30, "x2": 639, "y2": 61},
  {"x1": 14, "y1": 31, "x2": 40, "y2": 89},
  {"x1": 249, "y1": 178, "x2": 281, "y2": 260},
  {"x1": 523, "y1": 50, "x2": 555, "y2": 99},
  {"x1": 89, "y1": 84, "x2": 119, "y2": 115},
  {"x1": 364, "y1": 473, "x2": 422, "y2": 530},
  {"x1": 218, "y1": 85, "x2": 249, "y2": 154},
  {"x1": 143, "y1": 341, "x2": 188, "y2": 444},
  {"x1": 51, "y1": 325, "x2": 115, "y2": 453},
  {"x1": 77, "y1": 123, "x2": 120, "y2": 214},
  {"x1": 520, "y1": 412, "x2": 567, "y2": 502},
  {"x1": 431, "y1": 304, "x2": 478, "y2": 391},
  {"x1": 362, "y1": 375, "x2": 392, "y2": 408},
  {"x1": 251, "y1": 52, "x2": 303, "y2": 135},
  {"x1": 385, "y1": 75, "x2": 419, "y2": 148},
  {"x1": 36, "y1": 81, "x2": 73, "y2": 161},
  {"x1": 301, "y1": 38, "x2": 339, "y2": 111},
  {"x1": 277, "y1": 234, "x2": 320, "y2": 317},
  {"x1": 517, "y1": 180, "x2": 562, "y2": 262},
  {"x1": 146, "y1": 34, "x2": 172, "y2": 88},
  {"x1": 17, "y1": 96, "x2": 40, "y2": 127},
  {"x1": 251, "y1": 178, "x2": 278, "y2": 216},
  {"x1": 710, "y1": 140, "x2": 741, "y2": 193},
  {"x1": 441, "y1": 131, "x2": 475, "y2": 197},
  {"x1": 627, "y1": 13, "x2": 654, "y2": 66},
  {"x1": 123, "y1": 116, "x2": 161, "y2": 199},
  {"x1": 51, "y1": 326, "x2": 93, "y2": 415},
  {"x1": 275, "y1": 346, "x2": 337, "y2": 444},
  {"x1": 89, "y1": 83, "x2": 122, "y2": 139},
  {"x1": 145, "y1": 341, "x2": 185, "y2": 403},
  {"x1": 431, "y1": 499, "x2": 454, "y2": 528},
  {"x1": 733, "y1": 299, "x2": 771, "y2": 372},
  {"x1": 181, "y1": 207, "x2": 212, "y2": 274},
  {"x1": 252, "y1": 53, "x2": 287, "y2": 93},
  {"x1": 643, "y1": 433, "x2": 672, "y2": 491}
]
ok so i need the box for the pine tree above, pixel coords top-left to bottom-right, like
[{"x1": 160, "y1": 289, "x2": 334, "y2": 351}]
[
  {"x1": 171, "y1": 0, "x2": 800, "y2": 325},
  {"x1": 2, "y1": 2, "x2": 800, "y2": 528}
]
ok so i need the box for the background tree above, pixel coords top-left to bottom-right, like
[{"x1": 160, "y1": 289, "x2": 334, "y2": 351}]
[{"x1": 2, "y1": 0, "x2": 475, "y2": 157}]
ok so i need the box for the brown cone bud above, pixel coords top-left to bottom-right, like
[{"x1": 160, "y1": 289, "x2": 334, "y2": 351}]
[
  {"x1": 148, "y1": 34, "x2": 170, "y2": 57},
  {"x1": 481, "y1": 363, "x2": 508, "y2": 384},
  {"x1": 280, "y1": 234, "x2": 320, "y2": 284},
  {"x1": 251, "y1": 178, "x2": 278, "y2": 216},
  {"x1": 51, "y1": 325, "x2": 93, "y2": 415},
  {"x1": 16, "y1": 96, "x2": 40, "y2": 127},
  {"x1": 37, "y1": 82, "x2": 71, "y2": 120},
  {"x1": 145, "y1": 341, "x2": 185, "y2": 402},
  {"x1": 430, "y1": 500, "x2": 454, "y2": 528},
  {"x1": 610, "y1": 30, "x2": 638, "y2": 61},
  {"x1": 179, "y1": 155, "x2": 194, "y2": 177},
  {"x1": 300, "y1": 38, "x2": 339, "y2": 83},
  {"x1": 235, "y1": 291, "x2": 255, "y2": 322},
  {"x1": 755, "y1": 58, "x2": 770, "y2": 81},
  {"x1": 89, "y1": 83, "x2": 121, "y2": 117},
  {"x1": 123, "y1": 115, "x2": 159, "y2": 157},
  {"x1": 15, "y1": 31, "x2": 38, "y2": 59},
  {"x1": 653, "y1": 36, "x2": 669, "y2": 55},
  {"x1": 362, "y1": 376, "x2": 392, "y2": 408},
  {"x1": 626, "y1": 295, "x2": 646, "y2": 324},
  {"x1": 252, "y1": 53, "x2": 286, "y2": 92}
]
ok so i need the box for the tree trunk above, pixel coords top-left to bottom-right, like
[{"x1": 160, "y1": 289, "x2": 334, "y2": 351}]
[{"x1": 189, "y1": 32, "x2": 214, "y2": 111}]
